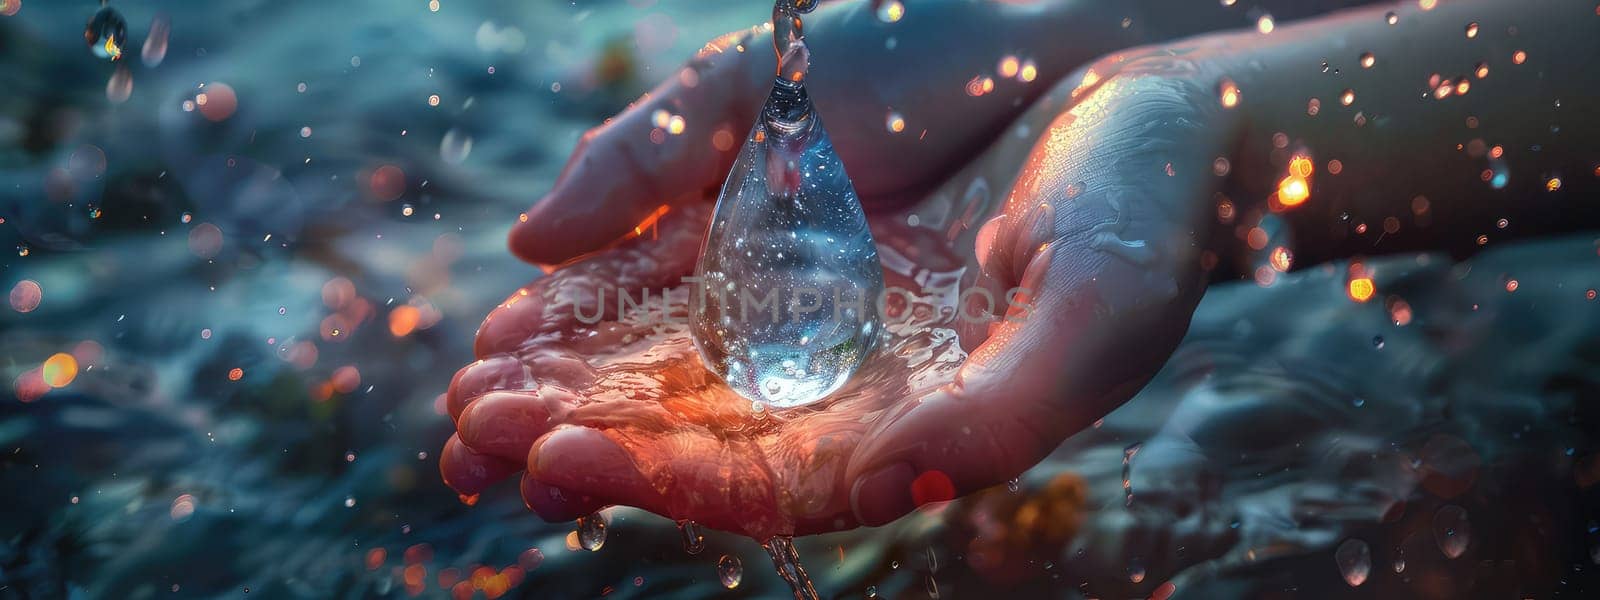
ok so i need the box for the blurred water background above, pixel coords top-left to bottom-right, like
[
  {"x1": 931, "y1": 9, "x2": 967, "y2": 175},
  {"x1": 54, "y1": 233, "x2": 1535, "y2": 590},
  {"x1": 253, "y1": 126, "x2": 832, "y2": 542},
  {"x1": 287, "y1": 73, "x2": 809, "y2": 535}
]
[{"x1": 2, "y1": 0, "x2": 1599, "y2": 598}]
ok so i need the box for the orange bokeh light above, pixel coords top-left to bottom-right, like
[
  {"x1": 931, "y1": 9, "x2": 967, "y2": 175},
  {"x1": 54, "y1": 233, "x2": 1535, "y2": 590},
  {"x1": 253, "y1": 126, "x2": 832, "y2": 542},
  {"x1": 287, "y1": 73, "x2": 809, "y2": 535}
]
[
  {"x1": 1348, "y1": 277, "x2": 1376, "y2": 302},
  {"x1": 42, "y1": 353, "x2": 78, "y2": 388}
]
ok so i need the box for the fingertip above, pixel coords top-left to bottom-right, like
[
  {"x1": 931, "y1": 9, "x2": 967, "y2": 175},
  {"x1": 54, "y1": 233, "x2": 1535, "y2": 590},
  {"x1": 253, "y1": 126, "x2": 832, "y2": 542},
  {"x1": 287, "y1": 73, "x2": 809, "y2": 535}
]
[
  {"x1": 527, "y1": 426, "x2": 668, "y2": 515},
  {"x1": 457, "y1": 391, "x2": 555, "y2": 460},
  {"x1": 440, "y1": 434, "x2": 521, "y2": 497},
  {"x1": 447, "y1": 356, "x2": 533, "y2": 421},
  {"x1": 520, "y1": 472, "x2": 601, "y2": 522}
]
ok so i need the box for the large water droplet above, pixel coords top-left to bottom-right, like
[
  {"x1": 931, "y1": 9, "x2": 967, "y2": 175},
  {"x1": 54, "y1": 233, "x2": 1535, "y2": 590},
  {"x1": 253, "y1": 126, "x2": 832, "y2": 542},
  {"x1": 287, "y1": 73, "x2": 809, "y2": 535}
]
[
  {"x1": 84, "y1": 6, "x2": 128, "y2": 61},
  {"x1": 577, "y1": 512, "x2": 607, "y2": 551},
  {"x1": 1334, "y1": 538, "x2": 1371, "y2": 587},
  {"x1": 1433, "y1": 505, "x2": 1470, "y2": 558},
  {"x1": 717, "y1": 555, "x2": 743, "y2": 589},
  {"x1": 690, "y1": 0, "x2": 884, "y2": 409}
]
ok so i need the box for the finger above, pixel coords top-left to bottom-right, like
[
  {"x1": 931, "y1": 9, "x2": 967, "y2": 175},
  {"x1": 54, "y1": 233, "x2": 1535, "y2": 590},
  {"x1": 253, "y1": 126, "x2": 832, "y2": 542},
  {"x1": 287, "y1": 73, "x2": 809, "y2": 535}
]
[
  {"x1": 525, "y1": 426, "x2": 672, "y2": 517},
  {"x1": 447, "y1": 355, "x2": 533, "y2": 421},
  {"x1": 847, "y1": 63, "x2": 1239, "y2": 526},
  {"x1": 440, "y1": 434, "x2": 522, "y2": 498},
  {"x1": 456, "y1": 389, "x2": 573, "y2": 460},
  {"x1": 520, "y1": 473, "x2": 602, "y2": 522},
  {"x1": 509, "y1": 30, "x2": 758, "y2": 266}
]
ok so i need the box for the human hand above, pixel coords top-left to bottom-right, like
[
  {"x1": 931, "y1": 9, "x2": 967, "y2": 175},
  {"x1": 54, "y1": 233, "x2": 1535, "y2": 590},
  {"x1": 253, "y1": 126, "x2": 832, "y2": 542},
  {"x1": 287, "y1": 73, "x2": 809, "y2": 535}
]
[{"x1": 438, "y1": 1, "x2": 1255, "y2": 534}]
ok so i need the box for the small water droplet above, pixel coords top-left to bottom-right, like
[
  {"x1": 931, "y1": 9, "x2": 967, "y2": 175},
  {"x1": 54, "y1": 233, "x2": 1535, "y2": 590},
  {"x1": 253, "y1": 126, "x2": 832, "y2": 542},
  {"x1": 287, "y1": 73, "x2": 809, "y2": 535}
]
[
  {"x1": 577, "y1": 512, "x2": 607, "y2": 551},
  {"x1": 85, "y1": 6, "x2": 128, "y2": 61},
  {"x1": 1372, "y1": 336, "x2": 1385, "y2": 349},
  {"x1": 866, "y1": 585, "x2": 878, "y2": 598},
  {"x1": 518, "y1": 547, "x2": 545, "y2": 570},
  {"x1": 717, "y1": 555, "x2": 743, "y2": 589},
  {"x1": 1434, "y1": 505, "x2": 1470, "y2": 558},
  {"x1": 441, "y1": 129, "x2": 473, "y2": 164},
  {"x1": 1127, "y1": 558, "x2": 1147, "y2": 583},
  {"x1": 1006, "y1": 478, "x2": 1020, "y2": 493},
  {"x1": 678, "y1": 520, "x2": 706, "y2": 555},
  {"x1": 1359, "y1": 52, "x2": 1375, "y2": 69},
  {"x1": 1334, "y1": 539, "x2": 1371, "y2": 586},
  {"x1": 1385, "y1": 11, "x2": 1398, "y2": 25},
  {"x1": 1392, "y1": 557, "x2": 1406, "y2": 573}
]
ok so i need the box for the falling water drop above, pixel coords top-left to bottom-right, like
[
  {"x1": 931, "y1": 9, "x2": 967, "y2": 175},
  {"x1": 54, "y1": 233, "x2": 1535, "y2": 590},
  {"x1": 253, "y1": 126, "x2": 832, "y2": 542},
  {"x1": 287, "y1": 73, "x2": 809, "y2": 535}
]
[
  {"x1": 763, "y1": 537, "x2": 819, "y2": 600},
  {"x1": 142, "y1": 15, "x2": 169, "y2": 66},
  {"x1": 689, "y1": 0, "x2": 885, "y2": 409},
  {"x1": 1433, "y1": 505, "x2": 1470, "y2": 558},
  {"x1": 106, "y1": 66, "x2": 132, "y2": 103},
  {"x1": 440, "y1": 128, "x2": 473, "y2": 164},
  {"x1": 678, "y1": 520, "x2": 706, "y2": 555},
  {"x1": 717, "y1": 555, "x2": 743, "y2": 589},
  {"x1": 1127, "y1": 558, "x2": 1147, "y2": 583},
  {"x1": 577, "y1": 512, "x2": 607, "y2": 551},
  {"x1": 1334, "y1": 539, "x2": 1372, "y2": 587},
  {"x1": 84, "y1": 5, "x2": 128, "y2": 61}
]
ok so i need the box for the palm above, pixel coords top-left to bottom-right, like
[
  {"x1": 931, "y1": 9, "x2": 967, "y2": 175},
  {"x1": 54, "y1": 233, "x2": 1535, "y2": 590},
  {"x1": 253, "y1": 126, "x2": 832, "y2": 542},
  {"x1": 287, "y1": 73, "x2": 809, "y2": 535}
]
[{"x1": 447, "y1": 176, "x2": 999, "y2": 538}]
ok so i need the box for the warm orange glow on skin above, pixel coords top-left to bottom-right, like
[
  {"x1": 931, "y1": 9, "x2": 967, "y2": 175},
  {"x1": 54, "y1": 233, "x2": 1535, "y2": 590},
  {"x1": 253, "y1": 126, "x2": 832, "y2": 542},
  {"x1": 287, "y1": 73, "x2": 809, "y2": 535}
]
[{"x1": 632, "y1": 204, "x2": 672, "y2": 237}]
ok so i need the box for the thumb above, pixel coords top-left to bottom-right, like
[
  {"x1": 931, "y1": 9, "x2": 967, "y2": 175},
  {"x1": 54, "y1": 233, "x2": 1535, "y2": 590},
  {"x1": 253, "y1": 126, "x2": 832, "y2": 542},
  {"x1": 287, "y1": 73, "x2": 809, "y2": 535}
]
[
  {"x1": 510, "y1": 30, "x2": 762, "y2": 266},
  {"x1": 846, "y1": 63, "x2": 1237, "y2": 526}
]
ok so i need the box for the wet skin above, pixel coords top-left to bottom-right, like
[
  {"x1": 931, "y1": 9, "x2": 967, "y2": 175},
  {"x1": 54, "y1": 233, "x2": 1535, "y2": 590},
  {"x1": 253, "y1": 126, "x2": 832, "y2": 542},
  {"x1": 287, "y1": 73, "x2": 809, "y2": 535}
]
[{"x1": 442, "y1": 0, "x2": 1600, "y2": 540}]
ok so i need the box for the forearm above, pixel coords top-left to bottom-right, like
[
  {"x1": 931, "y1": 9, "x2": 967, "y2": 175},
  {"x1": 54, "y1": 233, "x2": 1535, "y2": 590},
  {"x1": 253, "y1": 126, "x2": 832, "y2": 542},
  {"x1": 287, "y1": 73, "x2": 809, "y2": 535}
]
[{"x1": 1215, "y1": 0, "x2": 1600, "y2": 265}]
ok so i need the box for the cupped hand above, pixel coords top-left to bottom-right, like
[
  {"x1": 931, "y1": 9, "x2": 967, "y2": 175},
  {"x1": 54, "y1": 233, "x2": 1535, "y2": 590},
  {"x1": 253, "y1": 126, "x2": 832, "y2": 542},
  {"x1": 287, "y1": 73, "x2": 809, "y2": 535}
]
[{"x1": 442, "y1": 2, "x2": 1244, "y2": 540}]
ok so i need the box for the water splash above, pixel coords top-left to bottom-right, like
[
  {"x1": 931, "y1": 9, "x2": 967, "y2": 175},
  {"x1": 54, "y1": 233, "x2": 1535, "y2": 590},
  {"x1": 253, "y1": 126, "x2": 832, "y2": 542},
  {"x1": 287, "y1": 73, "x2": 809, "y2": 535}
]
[
  {"x1": 688, "y1": 0, "x2": 885, "y2": 409},
  {"x1": 763, "y1": 536, "x2": 819, "y2": 600}
]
